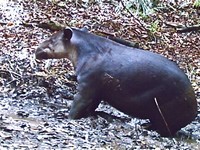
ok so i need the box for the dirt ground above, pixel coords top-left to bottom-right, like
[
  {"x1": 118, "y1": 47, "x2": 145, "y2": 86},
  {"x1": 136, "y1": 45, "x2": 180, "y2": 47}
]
[{"x1": 0, "y1": 0, "x2": 199, "y2": 149}]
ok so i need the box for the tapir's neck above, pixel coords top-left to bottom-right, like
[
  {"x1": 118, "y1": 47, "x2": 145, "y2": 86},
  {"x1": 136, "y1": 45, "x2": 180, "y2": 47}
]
[
  {"x1": 70, "y1": 28, "x2": 129, "y2": 75},
  {"x1": 67, "y1": 45, "x2": 78, "y2": 67}
]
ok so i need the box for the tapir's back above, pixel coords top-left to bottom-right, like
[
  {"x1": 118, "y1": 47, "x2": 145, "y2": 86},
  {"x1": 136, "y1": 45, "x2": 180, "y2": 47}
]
[{"x1": 99, "y1": 45, "x2": 189, "y2": 94}]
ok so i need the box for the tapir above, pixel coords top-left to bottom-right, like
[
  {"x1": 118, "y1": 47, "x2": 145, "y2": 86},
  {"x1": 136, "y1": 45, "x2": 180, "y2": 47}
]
[{"x1": 35, "y1": 27, "x2": 197, "y2": 136}]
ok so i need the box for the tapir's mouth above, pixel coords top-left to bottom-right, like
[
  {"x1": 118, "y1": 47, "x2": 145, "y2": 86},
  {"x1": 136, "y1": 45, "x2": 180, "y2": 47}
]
[{"x1": 35, "y1": 48, "x2": 52, "y2": 60}]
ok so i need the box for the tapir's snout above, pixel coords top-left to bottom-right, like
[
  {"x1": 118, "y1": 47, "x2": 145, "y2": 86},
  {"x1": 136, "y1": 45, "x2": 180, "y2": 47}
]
[{"x1": 35, "y1": 48, "x2": 54, "y2": 60}]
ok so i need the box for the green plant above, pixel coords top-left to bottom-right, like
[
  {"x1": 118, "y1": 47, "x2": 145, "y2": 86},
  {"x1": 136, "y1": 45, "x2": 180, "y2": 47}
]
[
  {"x1": 194, "y1": 0, "x2": 200, "y2": 8},
  {"x1": 148, "y1": 20, "x2": 159, "y2": 35}
]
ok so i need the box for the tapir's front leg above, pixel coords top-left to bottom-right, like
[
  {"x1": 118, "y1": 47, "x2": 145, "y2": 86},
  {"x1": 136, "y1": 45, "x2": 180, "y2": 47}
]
[{"x1": 68, "y1": 82, "x2": 101, "y2": 119}]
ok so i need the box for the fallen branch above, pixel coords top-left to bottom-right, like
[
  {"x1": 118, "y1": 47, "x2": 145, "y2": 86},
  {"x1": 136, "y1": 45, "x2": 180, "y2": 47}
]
[
  {"x1": 165, "y1": 22, "x2": 200, "y2": 33},
  {"x1": 99, "y1": 30, "x2": 139, "y2": 48},
  {"x1": 0, "y1": 21, "x2": 64, "y2": 32},
  {"x1": 177, "y1": 24, "x2": 200, "y2": 33},
  {"x1": 21, "y1": 21, "x2": 64, "y2": 32}
]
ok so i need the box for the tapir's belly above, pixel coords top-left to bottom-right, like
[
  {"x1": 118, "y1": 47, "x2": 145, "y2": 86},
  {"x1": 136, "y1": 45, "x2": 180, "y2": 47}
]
[{"x1": 101, "y1": 74, "x2": 177, "y2": 118}]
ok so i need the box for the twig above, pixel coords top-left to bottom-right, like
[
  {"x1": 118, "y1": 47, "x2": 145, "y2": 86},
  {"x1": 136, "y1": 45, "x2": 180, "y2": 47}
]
[
  {"x1": 165, "y1": 21, "x2": 183, "y2": 28},
  {"x1": 0, "y1": 22, "x2": 7, "y2": 25},
  {"x1": 0, "y1": 69, "x2": 22, "y2": 78},
  {"x1": 154, "y1": 97, "x2": 172, "y2": 136}
]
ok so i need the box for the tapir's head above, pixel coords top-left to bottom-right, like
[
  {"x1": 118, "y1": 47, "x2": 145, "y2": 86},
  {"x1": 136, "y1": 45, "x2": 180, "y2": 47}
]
[{"x1": 35, "y1": 28, "x2": 78, "y2": 65}]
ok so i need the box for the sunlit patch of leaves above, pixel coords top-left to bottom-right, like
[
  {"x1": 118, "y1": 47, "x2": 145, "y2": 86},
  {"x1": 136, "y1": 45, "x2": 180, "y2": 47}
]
[{"x1": 124, "y1": 0, "x2": 154, "y2": 15}]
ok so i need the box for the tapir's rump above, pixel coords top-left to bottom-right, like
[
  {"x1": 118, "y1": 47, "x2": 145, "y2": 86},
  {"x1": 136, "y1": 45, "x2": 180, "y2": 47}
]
[{"x1": 35, "y1": 27, "x2": 197, "y2": 136}]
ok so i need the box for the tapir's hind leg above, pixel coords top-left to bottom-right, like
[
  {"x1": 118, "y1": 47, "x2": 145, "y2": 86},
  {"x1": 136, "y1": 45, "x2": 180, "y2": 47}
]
[{"x1": 149, "y1": 95, "x2": 197, "y2": 136}]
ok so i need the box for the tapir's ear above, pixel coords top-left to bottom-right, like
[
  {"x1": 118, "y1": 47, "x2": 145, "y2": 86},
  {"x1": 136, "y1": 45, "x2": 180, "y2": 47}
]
[{"x1": 63, "y1": 28, "x2": 73, "y2": 40}]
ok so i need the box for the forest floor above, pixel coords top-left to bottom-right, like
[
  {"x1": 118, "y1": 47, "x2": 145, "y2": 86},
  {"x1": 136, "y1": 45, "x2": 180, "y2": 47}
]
[{"x1": 0, "y1": 0, "x2": 199, "y2": 149}]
